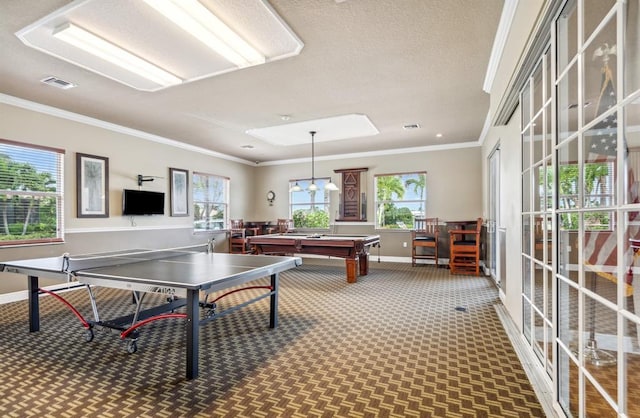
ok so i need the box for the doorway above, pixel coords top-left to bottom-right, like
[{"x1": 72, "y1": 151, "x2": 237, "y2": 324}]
[{"x1": 488, "y1": 144, "x2": 502, "y2": 296}]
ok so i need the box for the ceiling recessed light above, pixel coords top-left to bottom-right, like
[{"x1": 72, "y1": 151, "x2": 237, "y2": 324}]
[
  {"x1": 436, "y1": 133, "x2": 443, "y2": 138},
  {"x1": 403, "y1": 124, "x2": 420, "y2": 130},
  {"x1": 280, "y1": 115, "x2": 291, "y2": 121}
]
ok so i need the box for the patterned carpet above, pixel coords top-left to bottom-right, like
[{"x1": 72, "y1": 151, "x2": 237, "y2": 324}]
[{"x1": 0, "y1": 258, "x2": 545, "y2": 417}]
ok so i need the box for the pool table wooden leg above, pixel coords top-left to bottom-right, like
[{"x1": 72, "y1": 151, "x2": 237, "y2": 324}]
[
  {"x1": 359, "y1": 253, "x2": 369, "y2": 276},
  {"x1": 345, "y1": 259, "x2": 358, "y2": 283}
]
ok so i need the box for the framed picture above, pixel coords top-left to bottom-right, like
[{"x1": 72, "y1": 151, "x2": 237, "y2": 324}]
[
  {"x1": 170, "y1": 167, "x2": 189, "y2": 216},
  {"x1": 76, "y1": 153, "x2": 109, "y2": 218}
]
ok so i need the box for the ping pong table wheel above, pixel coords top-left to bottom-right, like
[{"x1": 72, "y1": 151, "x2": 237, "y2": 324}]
[
  {"x1": 84, "y1": 328, "x2": 94, "y2": 342},
  {"x1": 126, "y1": 340, "x2": 138, "y2": 354}
]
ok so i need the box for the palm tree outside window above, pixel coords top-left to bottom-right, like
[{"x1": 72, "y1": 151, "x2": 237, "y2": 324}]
[{"x1": 374, "y1": 172, "x2": 426, "y2": 229}]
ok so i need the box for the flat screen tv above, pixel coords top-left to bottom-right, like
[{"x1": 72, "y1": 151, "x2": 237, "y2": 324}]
[{"x1": 122, "y1": 189, "x2": 165, "y2": 215}]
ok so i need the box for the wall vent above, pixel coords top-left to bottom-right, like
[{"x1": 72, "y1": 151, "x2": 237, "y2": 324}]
[{"x1": 40, "y1": 76, "x2": 76, "y2": 90}]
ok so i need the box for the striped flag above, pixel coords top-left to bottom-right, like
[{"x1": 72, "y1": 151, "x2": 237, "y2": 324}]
[
  {"x1": 586, "y1": 55, "x2": 617, "y2": 158},
  {"x1": 584, "y1": 228, "x2": 635, "y2": 295},
  {"x1": 583, "y1": 60, "x2": 636, "y2": 295}
]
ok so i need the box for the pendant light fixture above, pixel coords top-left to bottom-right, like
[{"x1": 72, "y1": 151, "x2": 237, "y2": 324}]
[
  {"x1": 289, "y1": 181, "x2": 302, "y2": 192},
  {"x1": 308, "y1": 131, "x2": 319, "y2": 191},
  {"x1": 290, "y1": 131, "x2": 339, "y2": 192}
]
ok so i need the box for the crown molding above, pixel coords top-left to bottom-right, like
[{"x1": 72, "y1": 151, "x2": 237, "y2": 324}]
[
  {"x1": 260, "y1": 140, "x2": 481, "y2": 167},
  {"x1": 0, "y1": 93, "x2": 256, "y2": 166},
  {"x1": 1, "y1": 93, "x2": 483, "y2": 168},
  {"x1": 483, "y1": 0, "x2": 519, "y2": 93}
]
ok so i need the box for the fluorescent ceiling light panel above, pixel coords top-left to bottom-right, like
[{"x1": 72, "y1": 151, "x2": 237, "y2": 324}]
[
  {"x1": 16, "y1": 0, "x2": 302, "y2": 91},
  {"x1": 53, "y1": 22, "x2": 182, "y2": 87},
  {"x1": 143, "y1": 0, "x2": 266, "y2": 68}
]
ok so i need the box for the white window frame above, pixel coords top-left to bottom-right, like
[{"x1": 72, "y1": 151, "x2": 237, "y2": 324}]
[
  {"x1": 192, "y1": 171, "x2": 229, "y2": 232},
  {"x1": 0, "y1": 139, "x2": 64, "y2": 246},
  {"x1": 374, "y1": 171, "x2": 427, "y2": 230},
  {"x1": 288, "y1": 177, "x2": 332, "y2": 230}
]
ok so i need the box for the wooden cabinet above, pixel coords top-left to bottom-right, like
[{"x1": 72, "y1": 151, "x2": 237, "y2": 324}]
[{"x1": 334, "y1": 168, "x2": 367, "y2": 221}]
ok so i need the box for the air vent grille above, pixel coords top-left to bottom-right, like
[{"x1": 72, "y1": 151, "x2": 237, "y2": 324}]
[{"x1": 40, "y1": 76, "x2": 76, "y2": 90}]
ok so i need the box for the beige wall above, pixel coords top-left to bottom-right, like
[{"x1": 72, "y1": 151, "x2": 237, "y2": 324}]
[
  {"x1": 254, "y1": 146, "x2": 483, "y2": 223},
  {"x1": 0, "y1": 101, "x2": 255, "y2": 294},
  {"x1": 0, "y1": 102, "x2": 258, "y2": 227},
  {"x1": 254, "y1": 146, "x2": 483, "y2": 257},
  {"x1": 0, "y1": 99, "x2": 484, "y2": 295},
  {"x1": 1, "y1": 0, "x2": 542, "y2": 303}
]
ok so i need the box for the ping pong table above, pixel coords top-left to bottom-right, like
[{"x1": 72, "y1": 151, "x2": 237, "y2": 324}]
[{"x1": 0, "y1": 247, "x2": 301, "y2": 380}]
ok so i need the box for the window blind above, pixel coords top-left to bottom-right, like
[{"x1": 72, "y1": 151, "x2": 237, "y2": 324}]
[{"x1": 0, "y1": 139, "x2": 64, "y2": 244}]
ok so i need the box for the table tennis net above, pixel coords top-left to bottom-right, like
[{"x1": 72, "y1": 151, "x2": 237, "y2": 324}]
[{"x1": 62, "y1": 245, "x2": 206, "y2": 272}]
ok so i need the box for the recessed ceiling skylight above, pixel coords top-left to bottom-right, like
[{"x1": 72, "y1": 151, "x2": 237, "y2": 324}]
[{"x1": 246, "y1": 114, "x2": 379, "y2": 146}]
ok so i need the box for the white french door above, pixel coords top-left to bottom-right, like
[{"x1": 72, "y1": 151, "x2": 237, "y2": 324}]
[{"x1": 488, "y1": 145, "x2": 501, "y2": 293}]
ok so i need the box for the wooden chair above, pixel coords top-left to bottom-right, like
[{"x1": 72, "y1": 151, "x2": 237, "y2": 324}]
[
  {"x1": 228, "y1": 219, "x2": 259, "y2": 253},
  {"x1": 534, "y1": 217, "x2": 550, "y2": 248},
  {"x1": 533, "y1": 216, "x2": 553, "y2": 264},
  {"x1": 448, "y1": 217, "x2": 482, "y2": 275},
  {"x1": 534, "y1": 217, "x2": 543, "y2": 249},
  {"x1": 412, "y1": 218, "x2": 439, "y2": 267},
  {"x1": 267, "y1": 218, "x2": 295, "y2": 234}
]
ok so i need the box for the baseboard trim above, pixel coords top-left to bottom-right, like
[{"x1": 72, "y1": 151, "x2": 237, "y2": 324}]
[{"x1": 495, "y1": 304, "x2": 556, "y2": 417}]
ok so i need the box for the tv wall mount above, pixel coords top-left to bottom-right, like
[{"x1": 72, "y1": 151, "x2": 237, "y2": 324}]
[{"x1": 137, "y1": 174, "x2": 163, "y2": 187}]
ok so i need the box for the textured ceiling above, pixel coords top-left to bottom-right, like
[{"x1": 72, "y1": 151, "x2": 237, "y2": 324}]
[{"x1": 0, "y1": 0, "x2": 505, "y2": 164}]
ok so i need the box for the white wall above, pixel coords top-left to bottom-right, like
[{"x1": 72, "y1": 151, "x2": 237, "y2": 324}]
[
  {"x1": 487, "y1": 0, "x2": 546, "y2": 118},
  {"x1": 482, "y1": 0, "x2": 547, "y2": 330},
  {"x1": 483, "y1": 114, "x2": 523, "y2": 324}
]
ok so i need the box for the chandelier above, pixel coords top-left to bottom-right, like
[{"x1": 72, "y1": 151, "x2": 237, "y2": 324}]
[{"x1": 290, "y1": 131, "x2": 339, "y2": 192}]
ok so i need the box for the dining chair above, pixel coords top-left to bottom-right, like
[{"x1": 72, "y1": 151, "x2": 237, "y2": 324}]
[
  {"x1": 411, "y1": 218, "x2": 439, "y2": 267},
  {"x1": 448, "y1": 217, "x2": 482, "y2": 275}
]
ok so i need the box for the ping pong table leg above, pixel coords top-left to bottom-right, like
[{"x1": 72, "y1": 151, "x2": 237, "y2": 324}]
[
  {"x1": 270, "y1": 274, "x2": 278, "y2": 328},
  {"x1": 186, "y1": 289, "x2": 199, "y2": 380},
  {"x1": 28, "y1": 275, "x2": 40, "y2": 332}
]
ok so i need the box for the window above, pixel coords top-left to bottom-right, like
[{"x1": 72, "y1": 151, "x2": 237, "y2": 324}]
[
  {"x1": 374, "y1": 172, "x2": 426, "y2": 229},
  {"x1": 555, "y1": 161, "x2": 615, "y2": 230},
  {"x1": 192, "y1": 172, "x2": 228, "y2": 232},
  {"x1": 289, "y1": 178, "x2": 331, "y2": 229},
  {"x1": 0, "y1": 139, "x2": 64, "y2": 245}
]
